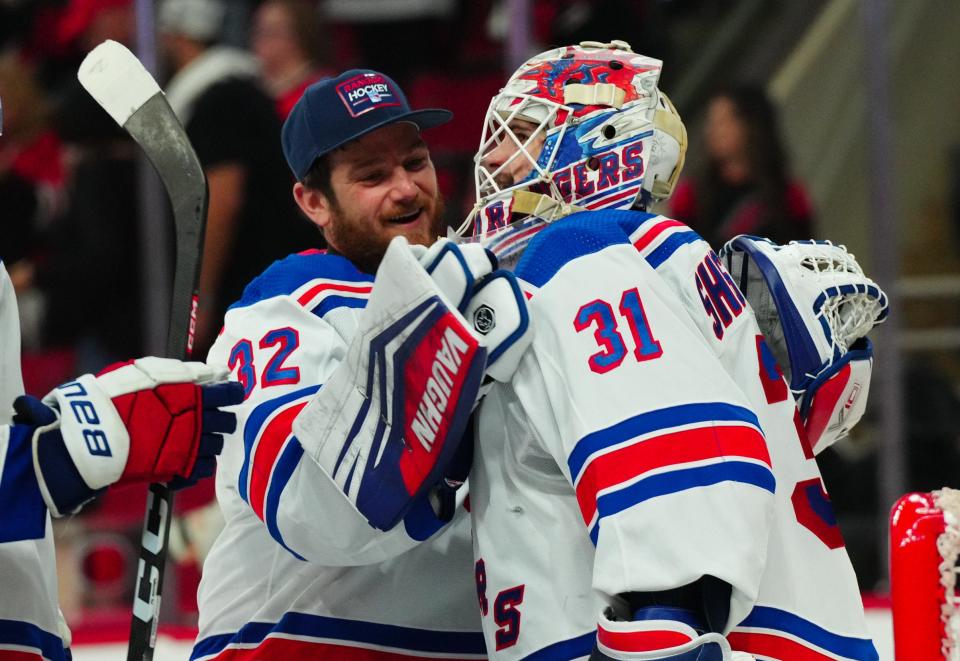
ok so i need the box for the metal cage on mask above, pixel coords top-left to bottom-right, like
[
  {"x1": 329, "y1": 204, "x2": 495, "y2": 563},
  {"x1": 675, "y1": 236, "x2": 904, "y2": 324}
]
[{"x1": 458, "y1": 41, "x2": 687, "y2": 243}]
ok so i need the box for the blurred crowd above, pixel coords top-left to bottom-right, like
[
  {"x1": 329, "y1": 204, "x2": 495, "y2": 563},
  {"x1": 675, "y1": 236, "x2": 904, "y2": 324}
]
[
  {"x1": 21, "y1": 0, "x2": 953, "y2": 624},
  {"x1": 0, "y1": 0, "x2": 690, "y2": 624},
  {"x1": 0, "y1": 0, "x2": 680, "y2": 390}
]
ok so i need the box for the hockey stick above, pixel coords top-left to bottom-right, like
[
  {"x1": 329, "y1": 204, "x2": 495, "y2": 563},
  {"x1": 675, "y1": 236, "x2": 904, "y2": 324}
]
[{"x1": 78, "y1": 40, "x2": 207, "y2": 661}]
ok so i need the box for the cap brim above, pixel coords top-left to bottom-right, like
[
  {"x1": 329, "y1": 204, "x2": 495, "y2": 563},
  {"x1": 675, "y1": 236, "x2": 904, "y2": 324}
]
[{"x1": 323, "y1": 108, "x2": 453, "y2": 156}]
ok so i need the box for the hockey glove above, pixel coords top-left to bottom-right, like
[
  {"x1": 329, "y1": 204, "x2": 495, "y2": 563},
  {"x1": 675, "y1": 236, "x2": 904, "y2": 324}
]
[
  {"x1": 720, "y1": 236, "x2": 887, "y2": 454},
  {"x1": 294, "y1": 237, "x2": 532, "y2": 531},
  {"x1": 412, "y1": 238, "x2": 497, "y2": 311},
  {"x1": 13, "y1": 357, "x2": 242, "y2": 517},
  {"x1": 412, "y1": 238, "x2": 531, "y2": 382}
]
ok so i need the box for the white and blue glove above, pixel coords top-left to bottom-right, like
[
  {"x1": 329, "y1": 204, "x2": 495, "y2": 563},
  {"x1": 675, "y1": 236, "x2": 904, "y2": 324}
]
[
  {"x1": 721, "y1": 236, "x2": 888, "y2": 454},
  {"x1": 295, "y1": 237, "x2": 532, "y2": 531},
  {"x1": 412, "y1": 238, "x2": 532, "y2": 382}
]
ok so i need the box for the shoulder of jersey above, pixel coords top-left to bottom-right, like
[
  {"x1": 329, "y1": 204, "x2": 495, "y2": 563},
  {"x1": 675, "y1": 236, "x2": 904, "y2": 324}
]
[
  {"x1": 516, "y1": 209, "x2": 679, "y2": 287},
  {"x1": 228, "y1": 249, "x2": 374, "y2": 318}
]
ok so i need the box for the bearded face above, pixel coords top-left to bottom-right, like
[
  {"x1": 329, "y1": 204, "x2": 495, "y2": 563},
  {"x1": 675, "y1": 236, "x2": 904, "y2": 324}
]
[{"x1": 294, "y1": 122, "x2": 446, "y2": 273}]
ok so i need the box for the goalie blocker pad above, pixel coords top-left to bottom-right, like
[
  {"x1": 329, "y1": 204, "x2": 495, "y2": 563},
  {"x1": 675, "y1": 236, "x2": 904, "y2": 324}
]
[{"x1": 294, "y1": 237, "x2": 488, "y2": 530}]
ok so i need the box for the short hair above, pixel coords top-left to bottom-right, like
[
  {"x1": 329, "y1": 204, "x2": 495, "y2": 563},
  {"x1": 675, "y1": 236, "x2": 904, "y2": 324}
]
[{"x1": 302, "y1": 153, "x2": 336, "y2": 203}]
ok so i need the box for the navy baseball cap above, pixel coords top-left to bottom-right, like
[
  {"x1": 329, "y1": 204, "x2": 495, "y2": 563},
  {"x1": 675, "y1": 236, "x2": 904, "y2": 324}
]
[{"x1": 282, "y1": 69, "x2": 453, "y2": 181}]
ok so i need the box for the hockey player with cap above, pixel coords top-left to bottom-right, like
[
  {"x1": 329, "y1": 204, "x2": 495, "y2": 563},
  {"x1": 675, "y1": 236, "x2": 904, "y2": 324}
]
[
  {"x1": 191, "y1": 69, "x2": 531, "y2": 659},
  {"x1": 0, "y1": 257, "x2": 242, "y2": 659}
]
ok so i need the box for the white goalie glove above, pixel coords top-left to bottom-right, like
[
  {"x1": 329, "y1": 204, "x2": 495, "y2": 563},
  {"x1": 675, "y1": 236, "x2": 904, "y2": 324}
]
[
  {"x1": 294, "y1": 236, "x2": 532, "y2": 531},
  {"x1": 720, "y1": 236, "x2": 888, "y2": 454}
]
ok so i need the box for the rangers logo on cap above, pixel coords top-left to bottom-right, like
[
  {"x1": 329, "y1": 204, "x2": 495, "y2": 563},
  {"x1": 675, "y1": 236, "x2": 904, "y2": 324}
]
[{"x1": 336, "y1": 72, "x2": 400, "y2": 117}]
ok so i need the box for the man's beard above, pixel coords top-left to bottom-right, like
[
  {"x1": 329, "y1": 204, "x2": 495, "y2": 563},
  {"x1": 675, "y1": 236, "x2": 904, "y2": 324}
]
[{"x1": 326, "y1": 192, "x2": 447, "y2": 274}]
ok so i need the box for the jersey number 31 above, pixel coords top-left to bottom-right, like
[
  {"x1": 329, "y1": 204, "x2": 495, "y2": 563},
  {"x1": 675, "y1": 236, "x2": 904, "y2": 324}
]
[{"x1": 574, "y1": 287, "x2": 663, "y2": 374}]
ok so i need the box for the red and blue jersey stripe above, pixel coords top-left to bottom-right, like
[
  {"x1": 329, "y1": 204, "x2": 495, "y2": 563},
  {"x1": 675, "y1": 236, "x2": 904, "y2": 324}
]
[
  {"x1": 191, "y1": 612, "x2": 486, "y2": 661},
  {"x1": 295, "y1": 277, "x2": 372, "y2": 319},
  {"x1": 728, "y1": 606, "x2": 879, "y2": 660},
  {"x1": 229, "y1": 252, "x2": 373, "y2": 318},
  {"x1": 237, "y1": 384, "x2": 321, "y2": 559},
  {"x1": 0, "y1": 619, "x2": 67, "y2": 661},
  {"x1": 626, "y1": 216, "x2": 703, "y2": 269},
  {"x1": 567, "y1": 402, "x2": 774, "y2": 544}
]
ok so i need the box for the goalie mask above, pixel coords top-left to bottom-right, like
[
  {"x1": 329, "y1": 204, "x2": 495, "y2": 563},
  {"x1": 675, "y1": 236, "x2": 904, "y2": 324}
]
[{"x1": 462, "y1": 40, "x2": 687, "y2": 239}]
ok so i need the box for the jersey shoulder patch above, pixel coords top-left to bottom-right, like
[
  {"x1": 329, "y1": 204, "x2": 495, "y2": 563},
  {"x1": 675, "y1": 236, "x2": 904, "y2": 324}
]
[
  {"x1": 229, "y1": 251, "x2": 373, "y2": 312},
  {"x1": 515, "y1": 209, "x2": 655, "y2": 287}
]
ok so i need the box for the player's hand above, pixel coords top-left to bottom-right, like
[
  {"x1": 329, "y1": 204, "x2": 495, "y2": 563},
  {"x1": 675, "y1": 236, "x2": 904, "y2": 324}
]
[
  {"x1": 414, "y1": 238, "x2": 532, "y2": 382},
  {"x1": 12, "y1": 357, "x2": 243, "y2": 517}
]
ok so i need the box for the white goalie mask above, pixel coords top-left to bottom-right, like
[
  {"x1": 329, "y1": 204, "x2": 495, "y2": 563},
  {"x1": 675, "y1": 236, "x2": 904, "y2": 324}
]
[{"x1": 459, "y1": 40, "x2": 687, "y2": 239}]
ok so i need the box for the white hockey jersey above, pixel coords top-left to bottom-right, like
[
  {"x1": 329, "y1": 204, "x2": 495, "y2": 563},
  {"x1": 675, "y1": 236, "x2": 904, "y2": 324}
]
[
  {"x1": 194, "y1": 250, "x2": 485, "y2": 660},
  {"x1": 0, "y1": 260, "x2": 70, "y2": 660},
  {"x1": 1, "y1": 260, "x2": 24, "y2": 423},
  {"x1": 469, "y1": 211, "x2": 878, "y2": 660}
]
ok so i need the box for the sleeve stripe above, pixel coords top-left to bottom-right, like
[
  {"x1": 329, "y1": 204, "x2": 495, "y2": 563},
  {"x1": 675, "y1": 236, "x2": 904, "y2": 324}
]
[
  {"x1": 296, "y1": 281, "x2": 372, "y2": 307},
  {"x1": 264, "y1": 438, "x2": 307, "y2": 561},
  {"x1": 567, "y1": 402, "x2": 763, "y2": 483},
  {"x1": 729, "y1": 606, "x2": 879, "y2": 661},
  {"x1": 312, "y1": 295, "x2": 368, "y2": 319},
  {"x1": 727, "y1": 633, "x2": 847, "y2": 661},
  {"x1": 589, "y1": 462, "x2": 776, "y2": 545},
  {"x1": 248, "y1": 401, "x2": 309, "y2": 522},
  {"x1": 190, "y1": 611, "x2": 487, "y2": 660},
  {"x1": 0, "y1": 619, "x2": 66, "y2": 661},
  {"x1": 239, "y1": 385, "x2": 321, "y2": 504},
  {"x1": 597, "y1": 622, "x2": 694, "y2": 653},
  {"x1": 645, "y1": 230, "x2": 702, "y2": 269},
  {"x1": 631, "y1": 218, "x2": 686, "y2": 250},
  {"x1": 575, "y1": 425, "x2": 771, "y2": 525}
]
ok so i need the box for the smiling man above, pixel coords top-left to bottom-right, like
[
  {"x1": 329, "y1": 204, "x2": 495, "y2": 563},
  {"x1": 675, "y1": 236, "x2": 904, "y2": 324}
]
[
  {"x1": 191, "y1": 70, "x2": 492, "y2": 660},
  {"x1": 284, "y1": 71, "x2": 449, "y2": 272}
]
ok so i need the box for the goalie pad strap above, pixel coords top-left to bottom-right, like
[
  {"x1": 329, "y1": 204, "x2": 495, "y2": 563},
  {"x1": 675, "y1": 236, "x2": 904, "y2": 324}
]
[
  {"x1": 293, "y1": 238, "x2": 487, "y2": 530},
  {"x1": 593, "y1": 611, "x2": 730, "y2": 660}
]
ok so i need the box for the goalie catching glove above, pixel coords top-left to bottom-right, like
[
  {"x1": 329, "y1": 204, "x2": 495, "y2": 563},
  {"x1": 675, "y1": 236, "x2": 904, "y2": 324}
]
[
  {"x1": 13, "y1": 357, "x2": 243, "y2": 517},
  {"x1": 294, "y1": 236, "x2": 532, "y2": 531},
  {"x1": 720, "y1": 236, "x2": 888, "y2": 454}
]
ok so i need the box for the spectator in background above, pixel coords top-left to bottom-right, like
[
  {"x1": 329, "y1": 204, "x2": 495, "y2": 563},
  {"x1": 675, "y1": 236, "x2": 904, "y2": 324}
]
[
  {"x1": 34, "y1": 0, "x2": 142, "y2": 378},
  {"x1": 158, "y1": 0, "x2": 319, "y2": 357},
  {"x1": 0, "y1": 52, "x2": 64, "y2": 284},
  {"x1": 670, "y1": 84, "x2": 814, "y2": 248},
  {"x1": 251, "y1": 0, "x2": 332, "y2": 120}
]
